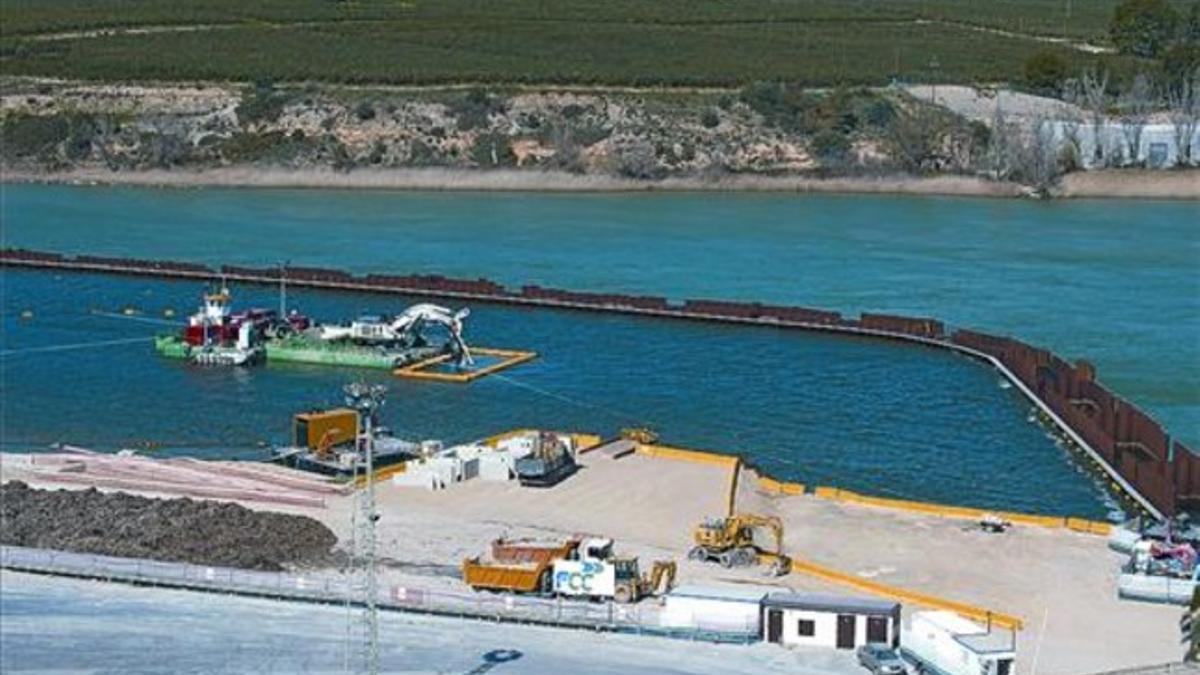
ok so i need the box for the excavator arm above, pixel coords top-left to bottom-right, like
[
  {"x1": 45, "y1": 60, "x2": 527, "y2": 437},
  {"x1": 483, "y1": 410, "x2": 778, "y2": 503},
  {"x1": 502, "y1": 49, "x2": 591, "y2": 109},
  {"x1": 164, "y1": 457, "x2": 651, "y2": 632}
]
[
  {"x1": 390, "y1": 304, "x2": 474, "y2": 365},
  {"x1": 731, "y1": 513, "x2": 785, "y2": 556},
  {"x1": 735, "y1": 514, "x2": 790, "y2": 577}
]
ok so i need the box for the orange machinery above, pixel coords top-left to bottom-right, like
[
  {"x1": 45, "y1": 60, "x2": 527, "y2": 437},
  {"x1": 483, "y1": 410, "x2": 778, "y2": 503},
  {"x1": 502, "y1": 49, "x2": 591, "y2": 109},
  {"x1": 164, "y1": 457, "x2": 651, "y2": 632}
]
[
  {"x1": 293, "y1": 409, "x2": 358, "y2": 457},
  {"x1": 462, "y1": 538, "x2": 580, "y2": 594}
]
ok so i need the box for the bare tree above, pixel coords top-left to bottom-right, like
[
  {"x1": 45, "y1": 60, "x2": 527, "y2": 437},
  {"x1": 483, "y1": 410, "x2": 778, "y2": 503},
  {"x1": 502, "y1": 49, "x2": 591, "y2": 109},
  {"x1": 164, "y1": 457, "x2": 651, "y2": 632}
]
[
  {"x1": 547, "y1": 122, "x2": 584, "y2": 173},
  {"x1": 1009, "y1": 114, "x2": 1061, "y2": 196},
  {"x1": 1118, "y1": 72, "x2": 1156, "y2": 166},
  {"x1": 611, "y1": 136, "x2": 662, "y2": 179},
  {"x1": 1058, "y1": 79, "x2": 1087, "y2": 171},
  {"x1": 1080, "y1": 67, "x2": 1110, "y2": 167},
  {"x1": 1166, "y1": 68, "x2": 1200, "y2": 167},
  {"x1": 889, "y1": 107, "x2": 946, "y2": 174}
]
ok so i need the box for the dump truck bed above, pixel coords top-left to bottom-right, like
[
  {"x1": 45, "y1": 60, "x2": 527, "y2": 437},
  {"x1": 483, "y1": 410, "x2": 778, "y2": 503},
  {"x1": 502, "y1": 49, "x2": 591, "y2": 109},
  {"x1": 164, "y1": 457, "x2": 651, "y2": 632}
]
[
  {"x1": 462, "y1": 558, "x2": 552, "y2": 594},
  {"x1": 490, "y1": 538, "x2": 579, "y2": 564}
]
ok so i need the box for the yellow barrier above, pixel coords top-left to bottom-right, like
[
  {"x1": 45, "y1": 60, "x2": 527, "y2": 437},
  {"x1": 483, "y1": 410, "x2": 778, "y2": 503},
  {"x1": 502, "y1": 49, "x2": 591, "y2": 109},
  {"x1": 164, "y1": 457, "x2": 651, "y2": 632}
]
[
  {"x1": 395, "y1": 427, "x2": 1110, "y2": 537},
  {"x1": 1066, "y1": 517, "x2": 1113, "y2": 535},
  {"x1": 635, "y1": 444, "x2": 740, "y2": 468},
  {"x1": 353, "y1": 460, "x2": 408, "y2": 488},
  {"x1": 482, "y1": 429, "x2": 603, "y2": 453},
  {"x1": 568, "y1": 433, "x2": 604, "y2": 452},
  {"x1": 789, "y1": 556, "x2": 1025, "y2": 631},
  {"x1": 757, "y1": 476, "x2": 806, "y2": 496},
  {"x1": 394, "y1": 347, "x2": 537, "y2": 383},
  {"x1": 812, "y1": 487, "x2": 1111, "y2": 536}
]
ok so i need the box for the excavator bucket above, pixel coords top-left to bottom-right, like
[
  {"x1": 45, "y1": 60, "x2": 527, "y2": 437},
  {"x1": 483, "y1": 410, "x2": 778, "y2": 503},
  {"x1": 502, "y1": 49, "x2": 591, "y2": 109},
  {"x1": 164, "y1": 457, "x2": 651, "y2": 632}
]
[
  {"x1": 640, "y1": 560, "x2": 677, "y2": 596},
  {"x1": 761, "y1": 554, "x2": 792, "y2": 578}
]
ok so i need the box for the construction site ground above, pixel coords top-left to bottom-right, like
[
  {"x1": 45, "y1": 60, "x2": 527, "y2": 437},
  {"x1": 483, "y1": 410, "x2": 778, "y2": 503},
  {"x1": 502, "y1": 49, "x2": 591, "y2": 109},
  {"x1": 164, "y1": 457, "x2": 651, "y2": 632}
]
[
  {"x1": 1, "y1": 450, "x2": 1182, "y2": 674},
  {"x1": 2, "y1": 571, "x2": 861, "y2": 675}
]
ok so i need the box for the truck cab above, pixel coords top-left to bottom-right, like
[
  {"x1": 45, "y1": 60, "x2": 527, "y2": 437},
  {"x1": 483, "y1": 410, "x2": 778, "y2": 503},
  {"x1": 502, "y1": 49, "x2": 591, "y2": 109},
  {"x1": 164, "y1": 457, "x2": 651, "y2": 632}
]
[{"x1": 551, "y1": 537, "x2": 644, "y2": 603}]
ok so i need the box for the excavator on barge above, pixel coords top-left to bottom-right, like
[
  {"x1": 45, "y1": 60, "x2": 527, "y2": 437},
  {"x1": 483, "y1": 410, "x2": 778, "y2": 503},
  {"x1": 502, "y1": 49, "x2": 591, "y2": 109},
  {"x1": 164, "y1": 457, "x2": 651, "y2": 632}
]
[
  {"x1": 155, "y1": 283, "x2": 474, "y2": 369},
  {"x1": 314, "y1": 303, "x2": 474, "y2": 366}
]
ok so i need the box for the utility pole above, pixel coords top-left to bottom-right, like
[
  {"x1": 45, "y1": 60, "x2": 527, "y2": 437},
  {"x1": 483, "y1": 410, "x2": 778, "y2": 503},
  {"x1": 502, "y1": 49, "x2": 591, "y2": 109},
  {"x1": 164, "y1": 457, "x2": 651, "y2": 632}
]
[
  {"x1": 928, "y1": 56, "x2": 941, "y2": 105},
  {"x1": 343, "y1": 455, "x2": 358, "y2": 675},
  {"x1": 344, "y1": 381, "x2": 387, "y2": 675},
  {"x1": 1183, "y1": 587, "x2": 1200, "y2": 662},
  {"x1": 278, "y1": 260, "x2": 289, "y2": 319}
]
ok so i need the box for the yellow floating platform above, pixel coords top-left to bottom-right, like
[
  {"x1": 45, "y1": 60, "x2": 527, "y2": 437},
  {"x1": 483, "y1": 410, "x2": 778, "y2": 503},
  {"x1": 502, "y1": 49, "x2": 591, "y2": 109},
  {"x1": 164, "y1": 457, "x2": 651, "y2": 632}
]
[{"x1": 393, "y1": 347, "x2": 537, "y2": 383}]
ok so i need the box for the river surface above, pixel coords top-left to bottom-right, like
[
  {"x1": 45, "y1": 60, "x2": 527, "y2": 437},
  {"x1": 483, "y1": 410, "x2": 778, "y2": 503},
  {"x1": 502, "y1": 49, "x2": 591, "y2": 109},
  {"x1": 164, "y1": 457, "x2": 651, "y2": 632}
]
[{"x1": 1, "y1": 185, "x2": 1197, "y2": 518}]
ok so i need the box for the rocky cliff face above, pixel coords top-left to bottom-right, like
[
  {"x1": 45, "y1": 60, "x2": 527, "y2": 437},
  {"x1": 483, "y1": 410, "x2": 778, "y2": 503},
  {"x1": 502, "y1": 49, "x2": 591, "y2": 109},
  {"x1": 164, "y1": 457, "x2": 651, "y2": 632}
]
[{"x1": 1, "y1": 78, "x2": 989, "y2": 179}]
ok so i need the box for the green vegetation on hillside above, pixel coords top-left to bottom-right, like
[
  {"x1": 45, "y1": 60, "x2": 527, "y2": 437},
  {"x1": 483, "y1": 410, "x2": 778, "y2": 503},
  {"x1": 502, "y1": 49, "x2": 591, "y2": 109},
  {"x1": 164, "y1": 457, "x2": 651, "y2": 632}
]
[
  {"x1": 0, "y1": 0, "x2": 1122, "y2": 39},
  {"x1": 0, "y1": 0, "x2": 1146, "y2": 87}
]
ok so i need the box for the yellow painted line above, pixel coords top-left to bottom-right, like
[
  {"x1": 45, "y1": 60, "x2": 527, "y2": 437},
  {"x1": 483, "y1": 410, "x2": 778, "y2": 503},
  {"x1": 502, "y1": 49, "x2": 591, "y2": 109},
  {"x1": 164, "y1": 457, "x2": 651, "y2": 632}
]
[
  {"x1": 812, "y1": 487, "x2": 1112, "y2": 536},
  {"x1": 789, "y1": 556, "x2": 1025, "y2": 631},
  {"x1": 394, "y1": 347, "x2": 537, "y2": 383}
]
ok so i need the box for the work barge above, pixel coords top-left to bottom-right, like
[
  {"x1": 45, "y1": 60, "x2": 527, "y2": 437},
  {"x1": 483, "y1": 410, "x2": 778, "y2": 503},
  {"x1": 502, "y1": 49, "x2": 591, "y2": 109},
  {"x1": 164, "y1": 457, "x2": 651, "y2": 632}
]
[{"x1": 3, "y1": 247, "x2": 1193, "y2": 521}]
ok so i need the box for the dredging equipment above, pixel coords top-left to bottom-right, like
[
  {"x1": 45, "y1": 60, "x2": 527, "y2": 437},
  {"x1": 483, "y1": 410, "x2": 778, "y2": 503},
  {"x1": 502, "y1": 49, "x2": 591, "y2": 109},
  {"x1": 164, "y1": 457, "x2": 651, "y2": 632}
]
[{"x1": 155, "y1": 283, "x2": 473, "y2": 370}]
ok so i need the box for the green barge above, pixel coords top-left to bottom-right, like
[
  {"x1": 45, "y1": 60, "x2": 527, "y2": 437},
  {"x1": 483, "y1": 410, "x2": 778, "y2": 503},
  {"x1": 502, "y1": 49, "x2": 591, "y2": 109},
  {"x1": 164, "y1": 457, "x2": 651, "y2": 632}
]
[{"x1": 155, "y1": 335, "x2": 442, "y2": 370}]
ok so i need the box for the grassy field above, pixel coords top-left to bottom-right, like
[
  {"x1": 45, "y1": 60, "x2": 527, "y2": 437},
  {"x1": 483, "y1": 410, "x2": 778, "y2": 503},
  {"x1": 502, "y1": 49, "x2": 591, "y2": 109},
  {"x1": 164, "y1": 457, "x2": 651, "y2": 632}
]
[{"x1": 0, "y1": 0, "x2": 1136, "y2": 87}]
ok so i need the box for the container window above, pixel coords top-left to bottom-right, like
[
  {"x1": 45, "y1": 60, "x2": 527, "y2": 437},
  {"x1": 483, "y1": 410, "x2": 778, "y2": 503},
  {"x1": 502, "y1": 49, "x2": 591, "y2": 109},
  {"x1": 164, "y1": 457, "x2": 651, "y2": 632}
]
[{"x1": 797, "y1": 619, "x2": 815, "y2": 637}]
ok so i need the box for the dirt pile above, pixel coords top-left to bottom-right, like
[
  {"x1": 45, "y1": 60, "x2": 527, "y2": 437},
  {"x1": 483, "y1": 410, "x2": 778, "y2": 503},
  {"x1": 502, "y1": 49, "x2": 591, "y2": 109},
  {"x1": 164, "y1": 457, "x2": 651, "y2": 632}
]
[{"x1": 0, "y1": 482, "x2": 336, "y2": 571}]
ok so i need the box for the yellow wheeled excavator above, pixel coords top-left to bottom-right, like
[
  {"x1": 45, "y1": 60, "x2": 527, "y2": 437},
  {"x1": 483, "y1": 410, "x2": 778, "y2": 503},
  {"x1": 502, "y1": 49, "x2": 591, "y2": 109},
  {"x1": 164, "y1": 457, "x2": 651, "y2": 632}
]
[{"x1": 689, "y1": 513, "x2": 791, "y2": 577}]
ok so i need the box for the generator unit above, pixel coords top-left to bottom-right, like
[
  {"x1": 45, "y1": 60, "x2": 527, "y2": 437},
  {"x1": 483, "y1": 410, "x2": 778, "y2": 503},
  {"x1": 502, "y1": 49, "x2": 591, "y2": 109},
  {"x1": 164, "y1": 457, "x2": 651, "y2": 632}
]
[{"x1": 293, "y1": 408, "x2": 358, "y2": 452}]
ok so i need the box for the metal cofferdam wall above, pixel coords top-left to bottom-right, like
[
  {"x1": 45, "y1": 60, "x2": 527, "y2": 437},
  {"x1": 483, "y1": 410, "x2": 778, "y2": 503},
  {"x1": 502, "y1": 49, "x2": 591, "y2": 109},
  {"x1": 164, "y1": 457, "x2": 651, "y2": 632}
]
[{"x1": 1, "y1": 247, "x2": 1190, "y2": 518}]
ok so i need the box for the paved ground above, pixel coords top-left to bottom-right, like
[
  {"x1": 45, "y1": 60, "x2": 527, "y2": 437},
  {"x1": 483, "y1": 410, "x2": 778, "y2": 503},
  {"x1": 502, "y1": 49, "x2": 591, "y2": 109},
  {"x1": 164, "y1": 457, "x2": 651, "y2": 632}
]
[
  {"x1": 735, "y1": 473, "x2": 1180, "y2": 675},
  {"x1": 0, "y1": 571, "x2": 861, "y2": 674},
  {"x1": 3, "y1": 450, "x2": 1183, "y2": 673},
  {"x1": 316, "y1": 452, "x2": 1180, "y2": 674}
]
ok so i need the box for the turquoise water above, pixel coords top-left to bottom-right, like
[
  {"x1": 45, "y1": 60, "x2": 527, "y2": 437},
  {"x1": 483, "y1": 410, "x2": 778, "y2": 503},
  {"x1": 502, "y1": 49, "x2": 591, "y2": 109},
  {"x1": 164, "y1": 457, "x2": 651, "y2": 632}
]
[
  {"x1": 1, "y1": 268, "x2": 1110, "y2": 517},
  {"x1": 1, "y1": 184, "x2": 1197, "y2": 517},
  {"x1": 3, "y1": 185, "x2": 1196, "y2": 446}
]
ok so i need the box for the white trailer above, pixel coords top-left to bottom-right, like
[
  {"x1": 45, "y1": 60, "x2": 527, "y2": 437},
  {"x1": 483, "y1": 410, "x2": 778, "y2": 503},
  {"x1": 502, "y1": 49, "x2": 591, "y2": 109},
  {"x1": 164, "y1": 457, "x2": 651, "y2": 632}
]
[
  {"x1": 902, "y1": 611, "x2": 1016, "y2": 675},
  {"x1": 660, "y1": 584, "x2": 771, "y2": 633}
]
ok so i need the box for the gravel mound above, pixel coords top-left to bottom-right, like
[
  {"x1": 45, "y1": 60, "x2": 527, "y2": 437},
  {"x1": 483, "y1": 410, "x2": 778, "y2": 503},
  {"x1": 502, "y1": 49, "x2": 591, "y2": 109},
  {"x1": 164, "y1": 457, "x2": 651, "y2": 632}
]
[{"x1": 0, "y1": 482, "x2": 336, "y2": 571}]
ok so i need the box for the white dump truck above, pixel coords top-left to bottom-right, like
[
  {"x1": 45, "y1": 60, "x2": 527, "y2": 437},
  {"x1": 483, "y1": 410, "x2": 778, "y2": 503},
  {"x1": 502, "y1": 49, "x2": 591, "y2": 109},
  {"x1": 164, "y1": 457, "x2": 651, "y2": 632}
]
[
  {"x1": 551, "y1": 538, "x2": 674, "y2": 603},
  {"x1": 902, "y1": 611, "x2": 1016, "y2": 675}
]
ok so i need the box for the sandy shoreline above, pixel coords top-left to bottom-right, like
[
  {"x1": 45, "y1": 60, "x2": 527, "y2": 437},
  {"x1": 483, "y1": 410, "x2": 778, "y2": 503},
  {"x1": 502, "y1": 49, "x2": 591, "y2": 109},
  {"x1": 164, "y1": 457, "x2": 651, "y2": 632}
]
[
  {"x1": 6, "y1": 166, "x2": 1197, "y2": 199},
  {"x1": 3, "y1": 166, "x2": 1027, "y2": 197}
]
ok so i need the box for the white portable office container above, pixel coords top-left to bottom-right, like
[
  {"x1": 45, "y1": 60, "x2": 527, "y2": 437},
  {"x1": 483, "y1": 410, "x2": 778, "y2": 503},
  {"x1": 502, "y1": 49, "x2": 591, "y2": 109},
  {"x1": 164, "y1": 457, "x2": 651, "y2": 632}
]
[{"x1": 902, "y1": 611, "x2": 1016, "y2": 675}]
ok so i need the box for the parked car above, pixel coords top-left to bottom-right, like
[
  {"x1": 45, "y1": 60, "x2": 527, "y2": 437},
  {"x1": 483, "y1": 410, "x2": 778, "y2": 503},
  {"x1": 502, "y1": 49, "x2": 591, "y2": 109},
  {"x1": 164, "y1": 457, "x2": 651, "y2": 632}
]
[{"x1": 857, "y1": 643, "x2": 906, "y2": 675}]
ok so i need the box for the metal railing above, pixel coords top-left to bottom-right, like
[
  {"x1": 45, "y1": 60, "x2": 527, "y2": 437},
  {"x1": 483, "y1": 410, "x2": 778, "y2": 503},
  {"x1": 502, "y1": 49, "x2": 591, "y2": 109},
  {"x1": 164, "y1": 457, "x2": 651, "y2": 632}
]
[{"x1": 0, "y1": 546, "x2": 757, "y2": 644}]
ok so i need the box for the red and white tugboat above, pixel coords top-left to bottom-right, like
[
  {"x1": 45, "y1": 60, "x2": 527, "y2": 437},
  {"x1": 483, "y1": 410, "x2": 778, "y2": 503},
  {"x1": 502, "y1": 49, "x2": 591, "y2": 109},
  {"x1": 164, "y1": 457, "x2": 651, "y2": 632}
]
[{"x1": 155, "y1": 283, "x2": 285, "y2": 366}]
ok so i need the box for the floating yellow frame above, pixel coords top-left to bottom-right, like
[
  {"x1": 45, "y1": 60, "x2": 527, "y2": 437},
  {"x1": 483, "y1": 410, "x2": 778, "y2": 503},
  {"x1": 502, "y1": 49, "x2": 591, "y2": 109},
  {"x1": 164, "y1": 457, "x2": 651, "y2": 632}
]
[{"x1": 393, "y1": 347, "x2": 537, "y2": 383}]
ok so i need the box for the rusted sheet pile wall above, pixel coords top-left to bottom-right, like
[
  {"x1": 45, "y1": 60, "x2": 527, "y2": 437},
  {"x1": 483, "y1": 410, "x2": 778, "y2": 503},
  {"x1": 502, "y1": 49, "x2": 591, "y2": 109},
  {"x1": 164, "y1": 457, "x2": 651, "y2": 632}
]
[
  {"x1": 951, "y1": 330, "x2": 1184, "y2": 516},
  {"x1": 2, "y1": 247, "x2": 1188, "y2": 517}
]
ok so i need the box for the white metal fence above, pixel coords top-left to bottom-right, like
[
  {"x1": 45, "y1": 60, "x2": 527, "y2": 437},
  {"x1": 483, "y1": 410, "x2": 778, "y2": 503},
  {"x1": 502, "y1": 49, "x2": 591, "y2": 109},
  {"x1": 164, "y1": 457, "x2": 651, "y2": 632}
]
[{"x1": 0, "y1": 546, "x2": 757, "y2": 644}]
